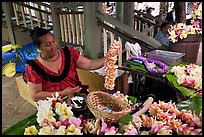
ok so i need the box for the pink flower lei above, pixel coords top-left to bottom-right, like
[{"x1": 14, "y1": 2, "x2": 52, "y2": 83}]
[{"x1": 128, "y1": 55, "x2": 168, "y2": 75}]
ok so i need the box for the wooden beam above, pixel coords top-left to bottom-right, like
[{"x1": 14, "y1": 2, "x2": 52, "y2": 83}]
[
  {"x1": 50, "y1": 2, "x2": 61, "y2": 48},
  {"x1": 2, "y1": 2, "x2": 16, "y2": 45},
  {"x1": 96, "y1": 12, "x2": 161, "y2": 48},
  {"x1": 54, "y1": 2, "x2": 83, "y2": 8}
]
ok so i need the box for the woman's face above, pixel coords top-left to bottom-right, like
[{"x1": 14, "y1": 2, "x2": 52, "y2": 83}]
[
  {"x1": 163, "y1": 24, "x2": 172, "y2": 34},
  {"x1": 38, "y1": 33, "x2": 58, "y2": 57}
]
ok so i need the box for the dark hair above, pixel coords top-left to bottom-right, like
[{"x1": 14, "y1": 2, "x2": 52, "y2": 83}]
[
  {"x1": 29, "y1": 27, "x2": 50, "y2": 47},
  {"x1": 160, "y1": 21, "x2": 171, "y2": 31},
  {"x1": 146, "y1": 7, "x2": 154, "y2": 14}
]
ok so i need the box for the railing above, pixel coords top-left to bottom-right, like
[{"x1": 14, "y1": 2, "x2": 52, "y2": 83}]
[
  {"x1": 134, "y1": 10, "x2": 160, "y2": 37},
  {"x1": 53, "y1": 2, "x2": 84, "y2": 47},
  {"x1": 58, "y1": 11, "x2": 84, "y2": 47},
  {"x1": 96, "y1": 12, "x2": 161, "y2": 67},
  {"x1": 11, "y1": 2, "x2": 52, "y2": 30}
]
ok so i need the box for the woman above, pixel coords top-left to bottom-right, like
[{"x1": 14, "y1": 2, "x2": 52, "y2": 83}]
[
  {"x1": 154, "y1": 21, "x2": 172, "y2": 49},
  {"x1": 25, "y1": 27, "x2": 105, "y2": 104}
]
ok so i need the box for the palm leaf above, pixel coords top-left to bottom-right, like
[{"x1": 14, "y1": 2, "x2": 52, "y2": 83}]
[{"x1": 2, "y1": 113, "x2": 38, "y2": 135}]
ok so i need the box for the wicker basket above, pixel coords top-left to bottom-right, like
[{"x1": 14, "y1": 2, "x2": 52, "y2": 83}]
[{"x1": 86, "y1": 91, "x2": 132, "y2": 124}]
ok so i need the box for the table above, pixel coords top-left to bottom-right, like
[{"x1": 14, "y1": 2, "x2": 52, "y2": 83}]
[{"x1": 120, "y1": 60, "x2": 197, "y2": 101}]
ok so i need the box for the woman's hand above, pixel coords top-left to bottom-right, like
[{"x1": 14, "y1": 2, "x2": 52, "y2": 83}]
[{"x1": 62, "y1": 86, "x2": 82, "y2": 105}]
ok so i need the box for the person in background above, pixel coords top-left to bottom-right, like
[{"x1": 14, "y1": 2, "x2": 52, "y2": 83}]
[
  {"x1": 166, "y1": 6, "x2": 176, "y2": 24},
  {"x1": 154, "y1": 21, "x2": 172, "y2": 49},
  {"x1": 146, "y1": 7, "x2": 155, "y2": 16},
  {"x1": 24, "y1": 27, "x2": 105, "y2": 105}
]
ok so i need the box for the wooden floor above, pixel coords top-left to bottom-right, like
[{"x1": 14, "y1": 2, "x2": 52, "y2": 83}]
[{"x1": 2, "y1": 73, "x2": 36, "y2": 133}]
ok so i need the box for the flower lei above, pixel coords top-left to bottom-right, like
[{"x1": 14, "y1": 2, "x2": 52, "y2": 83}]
[
  {"x1": 104, "y1": 40, "x2": 121, "y2": 90},
  {"x1": 170, "y1": 63, "x2": 202, "y2": 90},
  {"x1": 128, "y1": 55, "x2": 168, "y2": 75}
]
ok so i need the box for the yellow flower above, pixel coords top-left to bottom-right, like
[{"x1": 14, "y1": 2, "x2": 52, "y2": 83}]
[
  {"x1": 55, "y1": 102, "x2": 74, "y2": 120},
  {"x1": 179, "y1": 30, "x2": 189, "y2": 39},
  {"x1": 66, "y1": 124, "x2": 83, "y2": 135},
  {"x1": 24, "y1": 125, "x2": 38, "y2": 135},
  {"x1": 190, "y1": 28, "x2": 196, "y2": 34},
  {"x1": 194, "y1": 9, "x2": 201, "y2": 17}
]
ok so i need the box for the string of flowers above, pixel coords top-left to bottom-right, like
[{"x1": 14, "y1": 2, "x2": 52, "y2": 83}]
[
  {"x1": 170, "y1": 63, "x2": 202, "y2": 90},
  {"x1": 104, "y1": 40, "x2": 121, "y2": 90},
  {"x1": 128, "y1": 55, "x2": 168, "y2": 75}
]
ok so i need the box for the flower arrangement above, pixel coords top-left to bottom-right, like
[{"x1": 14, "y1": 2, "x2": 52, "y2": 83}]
[
  {"x1": 170, "y1": 63, "x2": 202, "y2": 90},
  {"x1": 168, "y1": 2, "x2": 202, "y2": 43},
  {"x1": 24, "y1": 93, "x2": 84, "y2": 135},
  {"x1": 168, "y1": 23, "x2": 202, "y2": 43}
]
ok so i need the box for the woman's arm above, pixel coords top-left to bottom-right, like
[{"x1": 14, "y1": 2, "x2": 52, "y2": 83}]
[
  {"x1": 27, "y1": 82, "x2": 81, "y2": 102},
  {"x1": 76, "y1": 55, "x2": 105, "y2": 70}
]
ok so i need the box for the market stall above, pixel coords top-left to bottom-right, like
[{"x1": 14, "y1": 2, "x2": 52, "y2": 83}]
[{"x1": 2, "y1": 41, "x2": 202, "y2": 135}]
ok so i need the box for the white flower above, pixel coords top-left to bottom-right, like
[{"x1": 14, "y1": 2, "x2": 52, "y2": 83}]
[
  {"x1": 55, "y1": 102, "x2": 74, "y2": 120},
  {"x1": 38, "y1": 125, "x2": 56, "y2": 135},
  {"x1": 36, "y1": 100, "x2": 56, "y2": 126},
  {"x1": 24, "y1": 125, "x2": 38, "y2": 135},
  {"x1": 54, "y1": 126, "x2": 66, "y2": 135}
]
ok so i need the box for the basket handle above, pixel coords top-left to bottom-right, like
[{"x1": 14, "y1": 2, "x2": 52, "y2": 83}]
[{"x1": 132, "y1": 96, "x2": 154, "y2": 117}]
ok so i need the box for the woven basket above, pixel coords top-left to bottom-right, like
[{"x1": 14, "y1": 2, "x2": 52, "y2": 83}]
[{"x1": 86, "y1": 91, "x2": 132, "y2": 123}]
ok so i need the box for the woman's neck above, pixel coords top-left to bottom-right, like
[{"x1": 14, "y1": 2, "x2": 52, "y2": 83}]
[{"x1": 40, "y1": 51, "x2": 60, "y2": 62}]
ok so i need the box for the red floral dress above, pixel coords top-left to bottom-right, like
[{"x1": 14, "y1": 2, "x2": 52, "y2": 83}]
[{"x1": 25, "y1": 47, "x2": 82, "y2": 92}]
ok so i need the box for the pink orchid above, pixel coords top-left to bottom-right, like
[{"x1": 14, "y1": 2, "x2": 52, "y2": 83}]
[
  {"x1": 123, "y1": 125, "x2": 138, "y2": 135},
  {"x1": 100, "y1": 118, "x2": 118, "y2": 135},
  {"x1": 69, "y1": 117, "x2": 82, "y2": 128},
  {"x1": 191, "y1": 20, "x2": 200, "y2": 28}
]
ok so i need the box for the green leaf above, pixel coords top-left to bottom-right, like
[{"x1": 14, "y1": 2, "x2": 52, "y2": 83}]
[
  {"x1": 123, "y1": 60, "x2": 147, "y2": 72},
  {"x1": 127, "y1": 96, "x2": 137, "y2": 106},
  {"x1": 2, "y1": 113, "x2": 38, "y2": 135},
  {"x1": 165, "y1": 73, "x2": 196, "y2": 97},
  {"x1": 117, "y1": 113, "x2": 133, "y2": 133},
  {"x1": 176, "y1": 95, "x2": 202, "y2": 116}
]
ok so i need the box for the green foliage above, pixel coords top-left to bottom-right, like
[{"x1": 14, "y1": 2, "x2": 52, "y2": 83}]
[
  {"x1": 127, "y1": 95, "x2": 137, "y2": 106},
  {"x1": 176, "y1": 94, "x2": 202, "y2": 116},
  {"x1": 2, "y1": 113, "x2": 38, "y2": 135},
  {"x1": 117, "y1": 113, "x2": 133, "y2": 134},
  {"x1": 165, "y1": 73, "x2": 196, "y2": 97}
]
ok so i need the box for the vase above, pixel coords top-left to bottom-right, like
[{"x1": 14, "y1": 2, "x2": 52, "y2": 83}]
[{"x1": 169, "y1": 34, "x2": 201, "y2": 63}]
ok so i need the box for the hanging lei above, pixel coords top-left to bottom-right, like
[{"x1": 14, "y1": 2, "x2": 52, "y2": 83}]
[{"x1": 128, "y1": 55, "x2": 169, "y2": 75}]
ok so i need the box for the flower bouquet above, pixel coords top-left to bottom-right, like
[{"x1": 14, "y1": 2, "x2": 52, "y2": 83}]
[
  {"x1": 170, "y1": 63, "x2": 202, "y2": 90},
  {"x1": 168, "y1": 23, "x2": 202, "y2": 43},
  {"x1": 168, "y1": 3, "x2": 202, "y2": 44}
]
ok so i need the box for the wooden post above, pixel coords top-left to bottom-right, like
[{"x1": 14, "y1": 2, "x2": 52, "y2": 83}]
[
  {"x1": 174, "y1": 2, "x2": 186, "y2": 23},
  {"x1": 123, "y1": 2, "x2": 134, "y2": 28},
  {"x1": 2, "y1": 2, "x2": 16, "y2": 45},
  {"x1": 83, "y1": 2, "x2": 101, "y2": 59},
  {"x1": 50, "y1": 2, "x2": 61, "y2": 48}
]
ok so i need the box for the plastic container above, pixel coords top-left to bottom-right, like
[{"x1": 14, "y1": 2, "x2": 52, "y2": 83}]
[{"x1": 145, "y1": 50, "x2": 185, "y2": 66}]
